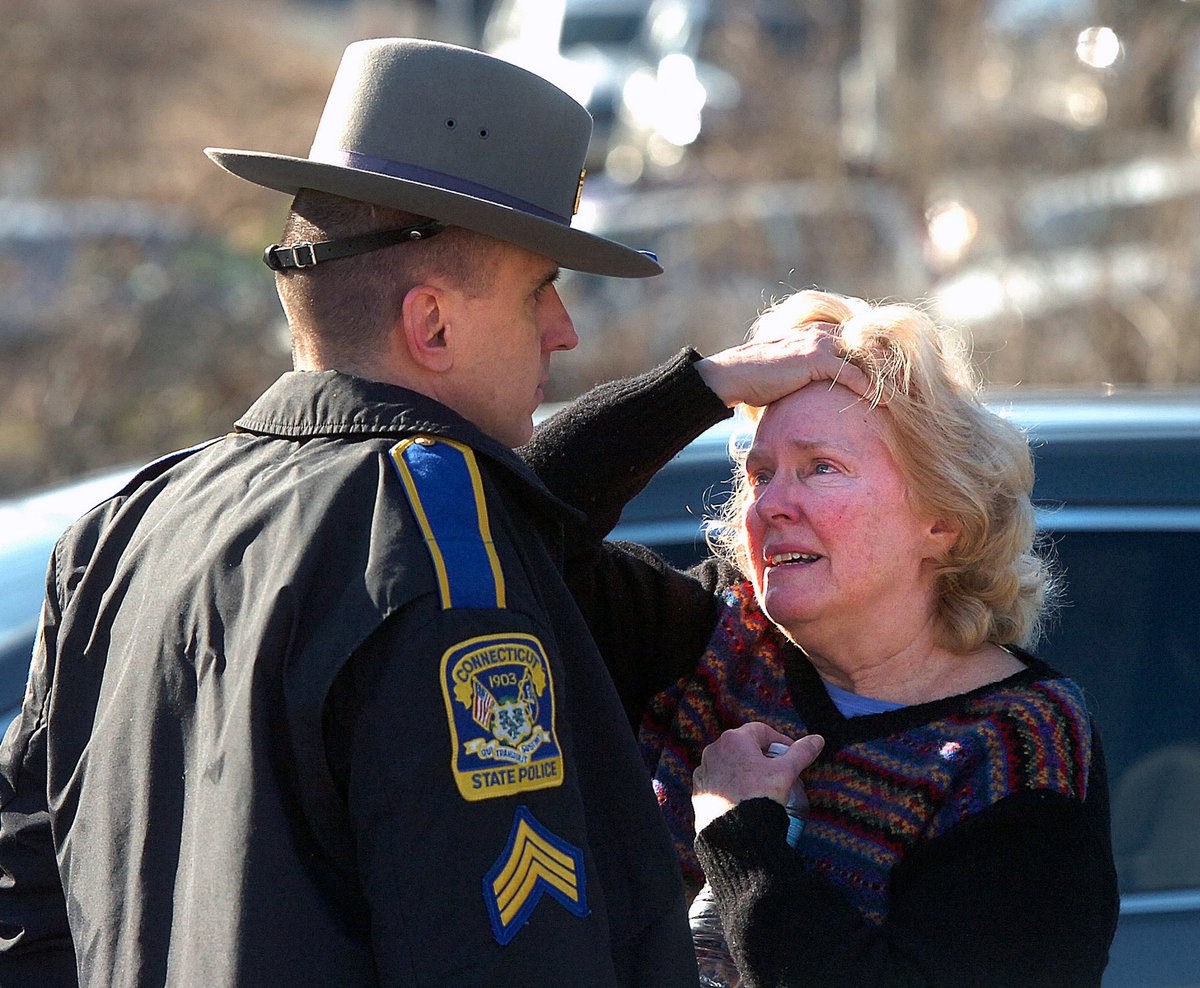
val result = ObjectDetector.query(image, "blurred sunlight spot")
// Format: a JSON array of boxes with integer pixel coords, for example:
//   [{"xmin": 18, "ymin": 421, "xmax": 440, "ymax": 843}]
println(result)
[
  {"xmin": 1065, "ymin": 78, "xmax": 1108, "ymax": 128},
  {"xmin": 934, "ymin": 270, "xmax": 1011, "ymax": 324},
  {"xmin": 1076, "ymin": 26, "xmax": 1122, "ymax": 69},
  {"xmin": 655, "ymin": 55, "xmax": 706, "ymax": 147},
  {"xmin": 623, "ymin": 54, "xmax": 706, "ymax": 151},
  {"xmin": 605, "ymin": 144, "xmax": 645, "ymax": 185},
  {"xmin": 926, "ymin": 201, "xmax": 979, "ymax": 266}
]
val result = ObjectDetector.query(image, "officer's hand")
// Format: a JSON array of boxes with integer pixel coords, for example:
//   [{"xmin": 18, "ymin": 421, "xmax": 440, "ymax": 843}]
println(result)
[{"xmin": 694, "ymin": 326, "xmax": 869, "ymax": 408}]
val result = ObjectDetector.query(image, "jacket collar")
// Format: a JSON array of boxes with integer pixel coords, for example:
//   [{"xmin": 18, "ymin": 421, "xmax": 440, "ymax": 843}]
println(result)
[
  {"xmin": 237, "ymin": 370, "xmax": 477, "ymax": 440},
  {"xmin": 235, "ymin": 371, "xmax": 572, "ymax": 518}
]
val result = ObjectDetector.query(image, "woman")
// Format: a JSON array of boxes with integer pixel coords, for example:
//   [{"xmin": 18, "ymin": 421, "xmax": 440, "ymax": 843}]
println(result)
[{"xmin": 525, "ymin": 290, "xmax": 1119, "ymax": 987}]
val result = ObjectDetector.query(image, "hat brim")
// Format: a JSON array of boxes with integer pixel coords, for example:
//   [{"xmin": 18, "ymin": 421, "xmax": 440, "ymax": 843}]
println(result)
[{"xmin": 206, "ymin": 148, "xmax": 660, "ymax": 278}]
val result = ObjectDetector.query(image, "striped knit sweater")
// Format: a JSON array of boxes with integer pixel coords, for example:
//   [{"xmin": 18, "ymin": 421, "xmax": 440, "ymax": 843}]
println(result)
[{"xmin": 640, "ymin": 580, "xmax": 1095, "ymax": 925}]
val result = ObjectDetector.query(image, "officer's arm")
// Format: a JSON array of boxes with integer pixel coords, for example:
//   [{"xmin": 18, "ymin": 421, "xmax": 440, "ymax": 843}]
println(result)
[
  {"xmin": 522, "ymin": 348, "xmax": 729, "ymax": 545},
  {"xmin": 523, "ymin": 350, "xmax": 735, "ymax": 722},
  {"xmin": 324, "ymin": 600, "xmax": 624, "ymax": 984}
]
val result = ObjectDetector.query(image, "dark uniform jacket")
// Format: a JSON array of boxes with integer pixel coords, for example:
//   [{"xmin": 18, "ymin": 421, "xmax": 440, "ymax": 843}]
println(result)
[{"xmin": 0, "ymin": 370, "xmax": 697, "ymax": 987}]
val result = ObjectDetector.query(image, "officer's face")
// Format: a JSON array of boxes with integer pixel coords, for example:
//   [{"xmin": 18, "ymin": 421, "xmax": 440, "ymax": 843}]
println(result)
[{"xmin": 443, "ymin": 241, "xmax": 578, "ymax": 446}]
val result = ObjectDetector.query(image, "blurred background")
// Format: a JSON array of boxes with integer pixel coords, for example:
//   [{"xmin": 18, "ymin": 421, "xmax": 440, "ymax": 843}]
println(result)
[{"xmin": 4, "ymin": 0, "xmax": 1200, "ymax": 495}]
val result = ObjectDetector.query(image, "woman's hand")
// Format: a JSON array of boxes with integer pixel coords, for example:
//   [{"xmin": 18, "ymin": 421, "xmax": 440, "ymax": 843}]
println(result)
[
  {"xmin": 694, "ymin": 327, "xmax": 869, "ymax": 409},
  {"xmin": 692, "ymin": 722, "xmax": 825, "ymax": 834}
]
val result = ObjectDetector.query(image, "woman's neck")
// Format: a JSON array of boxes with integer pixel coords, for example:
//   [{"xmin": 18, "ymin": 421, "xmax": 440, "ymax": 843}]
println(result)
[{"xmin": 795, "ymin": 625, "xmax": 1026, "ymax": 705}]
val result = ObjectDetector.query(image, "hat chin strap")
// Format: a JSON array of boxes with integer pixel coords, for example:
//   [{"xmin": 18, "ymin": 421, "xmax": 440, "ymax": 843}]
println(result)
[{"xmin": 263, "ymin": 219, "xmax": 447, "ymax": 271}]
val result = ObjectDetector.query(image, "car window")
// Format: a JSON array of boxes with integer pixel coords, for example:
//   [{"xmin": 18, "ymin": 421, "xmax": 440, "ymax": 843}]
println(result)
[
  {"xmin": 0, "ymin": 465, "xmax": 138, "ymax": 724},
  {"xmin": 612, "ymin": 437, "xmax": 1200, "ymax": 899},
  {"xmin": 1039, "ymin": 529, "xmax": 1200, "ymax": 895},
  {"xmin": 561, "ymin": 11, "xmax": 647, "ymax": 47},
  {"xmin": 0, "ymin": 539, "xmax": 58, "ymax": 726}
]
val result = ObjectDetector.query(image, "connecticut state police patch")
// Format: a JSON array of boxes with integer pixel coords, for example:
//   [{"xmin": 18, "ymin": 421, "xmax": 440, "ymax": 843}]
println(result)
[{"xmin": 441, "ymin": 633, "xmax": 563, "ymax": 801}]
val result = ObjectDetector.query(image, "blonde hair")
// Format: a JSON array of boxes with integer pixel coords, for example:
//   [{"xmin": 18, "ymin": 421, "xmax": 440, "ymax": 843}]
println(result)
[{"xmin": 712, "ymin": 290, "xmax": 1056, "ymax": 652}]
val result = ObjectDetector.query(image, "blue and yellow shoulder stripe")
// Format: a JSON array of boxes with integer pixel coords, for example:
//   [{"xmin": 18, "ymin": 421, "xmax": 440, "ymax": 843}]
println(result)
[
  {"xmin": 389, "ymin": 436, "xmax": 506, "ymax": 610},
  {"xmin": 392, "ymin": 438, "xmax": 582, "ymax": 945}
]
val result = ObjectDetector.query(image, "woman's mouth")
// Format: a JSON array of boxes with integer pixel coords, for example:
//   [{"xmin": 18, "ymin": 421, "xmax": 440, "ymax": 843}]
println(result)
[{"xmin": 765, "ymin": 550, "xmax": 822, "ymax": 567}]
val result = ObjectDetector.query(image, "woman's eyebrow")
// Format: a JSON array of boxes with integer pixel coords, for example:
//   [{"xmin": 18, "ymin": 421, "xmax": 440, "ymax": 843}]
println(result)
[{"xmin": 746, "ymin": 437, "xmax": 856, "ymax": 465}]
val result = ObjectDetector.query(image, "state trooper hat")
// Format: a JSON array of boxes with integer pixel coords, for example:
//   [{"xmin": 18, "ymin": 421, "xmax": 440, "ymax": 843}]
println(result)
[{"xmin": 205, "ymin": 37, "xmax": 660, "ymax": 278}]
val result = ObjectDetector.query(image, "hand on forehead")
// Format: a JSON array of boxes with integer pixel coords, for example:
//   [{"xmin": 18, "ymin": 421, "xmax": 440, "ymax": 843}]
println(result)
[{"xmin": 696, "ymin": 322, "xmax": 872, "ymax": 410}]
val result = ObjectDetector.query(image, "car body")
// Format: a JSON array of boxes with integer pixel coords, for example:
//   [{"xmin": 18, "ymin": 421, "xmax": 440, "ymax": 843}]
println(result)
[
  {"xmin": 0, "ymin": 465, "xmax": 137, "ymax": 727},
  {"xmin": 610, "ymin": 387, "xmax": 1200, "ymax": 988}
]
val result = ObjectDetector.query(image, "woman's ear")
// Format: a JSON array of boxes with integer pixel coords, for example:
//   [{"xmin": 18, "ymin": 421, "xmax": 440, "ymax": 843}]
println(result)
[
  {"xmin": 399, "ymin": 283, "xmax": 453, "ymax": 372},
  {"xmin": 928, "ymin": 517, "xmax": 962, "ymax": 556}
]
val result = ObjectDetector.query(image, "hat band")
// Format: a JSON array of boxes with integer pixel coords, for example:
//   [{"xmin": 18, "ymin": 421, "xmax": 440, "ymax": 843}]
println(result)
[{"xmin": 312, "ymin": 149, "xmax": 572, "ymax": 226}]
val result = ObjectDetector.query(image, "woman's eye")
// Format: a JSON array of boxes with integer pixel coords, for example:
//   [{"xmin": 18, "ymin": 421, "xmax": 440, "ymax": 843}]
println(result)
[
  {"xmin": 813, "ymin": 462, "xmax": 836, "ymax": 475},
  {"xmin": 749, "ymin": 471, "xmax": 771, "ymax": 488}
]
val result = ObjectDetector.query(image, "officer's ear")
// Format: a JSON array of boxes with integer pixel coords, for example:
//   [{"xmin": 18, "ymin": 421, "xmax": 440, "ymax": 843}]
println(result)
[{"xmin": 400, "ymin": 283, "xmax": 453, "ymax": 372}]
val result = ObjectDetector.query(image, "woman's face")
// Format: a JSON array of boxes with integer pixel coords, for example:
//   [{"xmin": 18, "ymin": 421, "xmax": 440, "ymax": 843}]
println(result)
[{"xmin": 741, "ymin": 383, "xmax": 951, "ymax": 650}]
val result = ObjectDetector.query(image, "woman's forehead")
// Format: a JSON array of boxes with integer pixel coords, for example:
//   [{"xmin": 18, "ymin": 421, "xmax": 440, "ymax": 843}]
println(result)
[{"xmin": 754, "ymin": 383, "xmax": 878, "ymax": 441}]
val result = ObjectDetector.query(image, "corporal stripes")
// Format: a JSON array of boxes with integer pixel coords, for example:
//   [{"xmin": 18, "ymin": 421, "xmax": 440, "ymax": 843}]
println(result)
[{"xmin": 483, "ymin": 806, "xmax": 588, "ymax": 944}]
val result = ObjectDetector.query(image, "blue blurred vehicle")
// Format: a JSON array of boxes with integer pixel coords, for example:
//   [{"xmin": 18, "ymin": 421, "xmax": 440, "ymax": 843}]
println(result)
[{"xmin": 0, "ymin": 466, "xmax": 136, "ymax": 726}]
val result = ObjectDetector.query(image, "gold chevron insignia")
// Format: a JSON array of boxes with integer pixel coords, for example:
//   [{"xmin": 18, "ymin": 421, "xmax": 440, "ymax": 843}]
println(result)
[{"xmin": 483, "ymin": 807, "xmax": 588, "ymax": 945}]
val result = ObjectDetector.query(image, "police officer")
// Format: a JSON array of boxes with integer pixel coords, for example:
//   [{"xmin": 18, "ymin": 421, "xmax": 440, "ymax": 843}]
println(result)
[{"xmin": 0, "ymin": 37, "xmax": 852, "ymax": 987}]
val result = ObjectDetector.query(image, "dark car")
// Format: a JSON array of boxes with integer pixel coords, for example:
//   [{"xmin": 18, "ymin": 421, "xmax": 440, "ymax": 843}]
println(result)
[{"xmin": 610, "ymin": 387, "xmax": 1200, "ymax": 988}]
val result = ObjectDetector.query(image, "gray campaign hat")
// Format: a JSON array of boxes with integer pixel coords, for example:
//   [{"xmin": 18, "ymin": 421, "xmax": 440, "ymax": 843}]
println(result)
[{"xmin": 205, "ymin": 37, "xmax": 660, "ymax": 278}]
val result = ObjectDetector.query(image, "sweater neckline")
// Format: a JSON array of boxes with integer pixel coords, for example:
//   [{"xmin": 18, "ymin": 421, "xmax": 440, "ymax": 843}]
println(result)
[{"xmin": 778, "ymin": 633, "xmax": 1058, "ymax": 742}]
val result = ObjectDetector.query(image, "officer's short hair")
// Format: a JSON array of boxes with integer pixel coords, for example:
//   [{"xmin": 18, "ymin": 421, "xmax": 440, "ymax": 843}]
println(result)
[{"xmin": 276, "ymin": 188, "xmax": 496, "ymax": 365}]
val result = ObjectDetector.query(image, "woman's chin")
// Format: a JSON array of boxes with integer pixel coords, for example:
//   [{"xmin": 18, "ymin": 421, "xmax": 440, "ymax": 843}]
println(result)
[
  {"xmin": 758, "ymin": 568, "xmax": 823, "ymax": 624},
  {"xmin": 759, "ymin": 593, "xmax": 816, "ymax": 639}
]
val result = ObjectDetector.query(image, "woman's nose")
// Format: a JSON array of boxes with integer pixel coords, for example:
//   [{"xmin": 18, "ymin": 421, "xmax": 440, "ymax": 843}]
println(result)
[{"xmin": 751, "ymin": 476, "xmax": 799, "ymax": 522}]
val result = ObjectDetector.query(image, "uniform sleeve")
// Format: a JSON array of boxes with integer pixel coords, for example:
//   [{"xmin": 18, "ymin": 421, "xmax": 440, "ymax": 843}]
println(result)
[
  {"xmin": 571, "ymin": 543, "xmax": 737, "ymax": 727},
  {"xmin": 523, "ymin": 349, "xmax": 740, "ymax": 724},
  {"xmin": 695, "ymin": 789, "xmax": 1119, "ymax": 988},
  {"xmin": 324, "ymin": 599, "xmax": 628, "ymax": 987},
  {"xmin": 0, "ymin": 563, "xmax": 79, "ymax": 987}
]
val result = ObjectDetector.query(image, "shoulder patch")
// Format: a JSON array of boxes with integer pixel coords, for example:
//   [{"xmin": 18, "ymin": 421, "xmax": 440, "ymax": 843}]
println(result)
[
  {"xmin": 441, "ymin": 633, "xmax": 564, "ymax": 801},
  {"xmin": 390, "ymin": 437, "xmax": 506, "ymax": 609},
  {"xmin": 484, "ymin": 806, "xmax": 588, "ymax": 945}
]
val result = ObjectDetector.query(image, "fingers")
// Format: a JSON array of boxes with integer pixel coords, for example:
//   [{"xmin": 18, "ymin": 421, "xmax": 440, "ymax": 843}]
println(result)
[
  {"xmin": 780, "ymin": 734, "xmax": 825, "ymax": 773},
  {"xmin": 692, "ymin": 723, "xmax": 824, "ymax": 802},
  {"xmin": 827, "ymin": 353, "xmax": 871, "ymax": 400},
  {"xmin": 734, "ymin": 721, "xmax": 795, "ymax": 750},
  {"xmin": 695, "ymin": 326, "xmax": 872, "ymax": 408},
  {"xmin": 704, "ymin": 722, "xmax": 821, "ymax": 762},
  {"xmin": 691, "ymin": 729, "xmax": 817, "ymax": 833}
]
